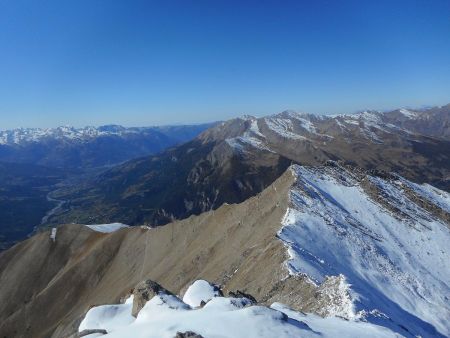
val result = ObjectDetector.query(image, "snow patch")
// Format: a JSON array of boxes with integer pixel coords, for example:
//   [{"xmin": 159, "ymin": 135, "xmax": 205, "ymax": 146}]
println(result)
[
  {"xmin": 399, "ymin": 108, "xmax": 418, "ymax": 118},
  {"xmin": 50, "ymin": 228, "xmax": 57, "ymax": 242},
  {"xmin": 264, "ymin": 118, "xmax": 307, "ymax": 140},
  {"xmin": 80, "ymin": 296, "xmax": 135, "ymax": 333},
  {"xmin": 85, "ymin": 223, "xmax": 130, "ymax": 233},
  {"xmin": 226, "ymin": 119, "xmax": 273, "ymax": 152},
  {"xmin": 182, "ymin": 280, "xmax": 221, "ymax": 308}
]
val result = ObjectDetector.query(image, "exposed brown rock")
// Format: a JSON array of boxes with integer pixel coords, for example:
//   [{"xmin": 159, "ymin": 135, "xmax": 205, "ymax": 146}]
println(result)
[{"xmin": 132, "ymin": 280, "xmax": 170, "ymax": 317}]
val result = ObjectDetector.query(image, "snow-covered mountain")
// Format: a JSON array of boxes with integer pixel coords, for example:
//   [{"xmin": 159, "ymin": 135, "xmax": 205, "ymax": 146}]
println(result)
[
  {"xmin": 0, "ymin": 123, "xmax": 216, "ymax": 168},
  {"xmin": 0, "ymin": 124, "xmax": 207, "ymax": 145},
  {"xmin": 1, "ymin": 163, "xmax": 448, "ymax": 337},
  {"xmin": 0, "ymin": 125, "xmax": 114, "ymax": 145}
]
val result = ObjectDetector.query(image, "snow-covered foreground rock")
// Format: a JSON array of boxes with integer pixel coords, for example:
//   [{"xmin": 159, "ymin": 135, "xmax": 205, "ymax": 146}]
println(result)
[
  {"xmin": 279, "ymin": 164, "xmax": 450, "ymax": 337},
  {"xmin": 80, "ymin": 280, "xmax": 400, "ymax": 338},
  {"xmin": 182, "ymin": 279, "xmax": 222, "ymax": 307}
]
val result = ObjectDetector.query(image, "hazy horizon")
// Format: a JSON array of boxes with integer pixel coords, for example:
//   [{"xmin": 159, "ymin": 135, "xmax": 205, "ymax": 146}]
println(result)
[{"xmin": 1, "ymin": 101, "xmax": 448, "ymax": 130}]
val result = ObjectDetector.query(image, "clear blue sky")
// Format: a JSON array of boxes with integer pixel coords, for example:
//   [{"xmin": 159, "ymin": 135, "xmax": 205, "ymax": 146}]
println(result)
[{"xmin": 0, "ymin": 0, "xmax": 449, "ymax": 128}]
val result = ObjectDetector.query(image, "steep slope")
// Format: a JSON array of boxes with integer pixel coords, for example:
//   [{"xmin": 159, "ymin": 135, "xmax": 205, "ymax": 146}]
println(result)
[
  {"xmin": 280, "ymin": 164, "xmax": 450, "ymax": 337},
  {"xmin": 0, "ymin": 164, "xmax": 448, "ymax": 337},
  {"xmin": 0, "ymin": 123, "xmax": 216, "ymax": 168},
  {"xmin": 49, "ymin": 105, "xmax": 450, "ymax": 227}
]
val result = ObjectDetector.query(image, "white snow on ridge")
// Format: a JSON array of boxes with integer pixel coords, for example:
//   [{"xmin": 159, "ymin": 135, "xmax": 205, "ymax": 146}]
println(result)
[
  {"xmin": 248, "ymin": 119, "xmax": 265, "ymax": 138},
  {"xmin": 264, "ymin": 117, "xmax": 307, "ymax": 140},
  {"xmin": 182, "ymin": 280, "xmax": 221, "ymax": 308},
  {"xmin": 278, "ymin": 165, "xmax": 450, "ymax": 337},
  {"xmin": 226, "ymin": 119, "xmax": 273, "ymax": 153},
  {"xmin": 85, "ymin": 223, "xmax": 130, "ymax": 233},
  {"xmin": 296, "ymin": 117, "xmax": 317, "ymax": 133},
  {"xmin": 79, "ymin": 282, "xmax": 400, "ymax": 338},
  {"xmin": 399, "ymin": 108, "xmax": 418, "ymax": 118},
  {"xmin": 79, "ymin": 296, "xmax": 135, "ymax": 333},
  {"xmin": 400, "ymin": 179, "xmax": 450, "ymax": 214}
]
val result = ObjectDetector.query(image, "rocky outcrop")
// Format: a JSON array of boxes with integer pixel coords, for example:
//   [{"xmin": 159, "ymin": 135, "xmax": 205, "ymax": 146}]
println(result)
[{"xmin": 132, "ymin": 279, "xmax": 171, "ymax": 317}]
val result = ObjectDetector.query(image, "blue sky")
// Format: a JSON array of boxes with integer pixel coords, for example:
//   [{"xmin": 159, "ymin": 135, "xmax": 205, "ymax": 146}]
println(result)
[{"xmin": 0, "ymin": 0, "xmax": 449, "ymax": 128}]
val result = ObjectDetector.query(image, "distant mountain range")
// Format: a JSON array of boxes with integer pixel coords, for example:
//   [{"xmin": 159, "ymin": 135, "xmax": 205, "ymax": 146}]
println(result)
[
  {"xmin": 0, "ymin": 122, "xmax": 216, "ymax": 250},
  {"xmin": 0, "ymin": 123, "xmax": 217, "ymax": 168},
  {"xmin": 47, "ymin": 104, "xmax": 450, "ymax": 227}
]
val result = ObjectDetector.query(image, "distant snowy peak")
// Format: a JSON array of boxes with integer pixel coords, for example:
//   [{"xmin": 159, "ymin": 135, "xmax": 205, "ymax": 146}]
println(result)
[{"xmin": 0, "ymin": 125, "xmax": 153, "ymax": 145}]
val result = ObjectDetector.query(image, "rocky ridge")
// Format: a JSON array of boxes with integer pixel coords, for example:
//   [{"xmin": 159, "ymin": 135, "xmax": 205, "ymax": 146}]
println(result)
[{"xmin": 0, "ymin": 163, "xmax": 448, "ymax": 337}]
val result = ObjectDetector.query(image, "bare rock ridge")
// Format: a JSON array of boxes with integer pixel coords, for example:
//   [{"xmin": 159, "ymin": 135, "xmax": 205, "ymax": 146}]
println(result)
[
  {"xmin": 0, "ymin": 163, "xmax": 449, "ymax": 337},
  {"xmin": 47, "ymin": 105, "xmax": 450, "ymax": 228}
]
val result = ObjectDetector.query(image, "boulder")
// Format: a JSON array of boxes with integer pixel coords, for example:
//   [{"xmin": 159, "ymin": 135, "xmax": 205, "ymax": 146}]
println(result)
[{"xmin": 132, "ymin": 279, "xmax": 172, "ymax": 317}]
